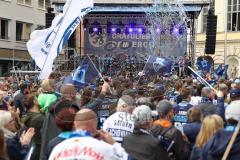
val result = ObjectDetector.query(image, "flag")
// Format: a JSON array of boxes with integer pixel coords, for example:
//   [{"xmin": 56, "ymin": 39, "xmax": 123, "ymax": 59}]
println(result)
[
  {"xmin": 72, "ymin": 56, "xmax": 100, "ymax": 85},
  {"xmin": 222, "ymin": 65, "xmax": 229, "ymax": 79},
  {"xmin": 188, "ymin": 66, "xmax": 215, "ymax": 90},
  {"xmin": 143, "ymin": 55, "xmax": 173, "ymax": 75},
  {"xmin": 214, "ymin": 64, "xmax": 224, "ymax": 76},
  {"xmin": 196, "ymin": 57, "xmax": 212, "ymax": 72},
  {"xmin": 27, "ymin": 0, "xmax": 93, "ymax": 79}
]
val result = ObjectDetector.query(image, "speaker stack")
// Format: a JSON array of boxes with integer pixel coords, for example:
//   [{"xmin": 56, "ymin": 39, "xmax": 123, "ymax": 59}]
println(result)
[{"xmin": 205, "ymin": 14, "xmax": 217, "ymax": 54}]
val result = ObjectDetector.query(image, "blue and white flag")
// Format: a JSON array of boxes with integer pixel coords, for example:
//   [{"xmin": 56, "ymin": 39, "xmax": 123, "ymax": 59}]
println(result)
[
  {"xmin": 72, "ymin": 56, "xmax": 100, "ymax": 85},
  {"xmin": 214, "ymin": 64, "xmax": 224, "ymax": 76},
  {"xmin": 27, "ymin": 0, "xmax": 93, "ymax": 79},
  {"xmin": 196, "ymin": 57, "xmax": 212, "ymax": 72},
  {"xmin": 143, "ymin": 55, "xmax": 173, "ymax": 75}
]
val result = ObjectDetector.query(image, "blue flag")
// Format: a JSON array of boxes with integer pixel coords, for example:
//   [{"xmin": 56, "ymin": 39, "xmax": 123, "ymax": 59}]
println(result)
[
  {"xmin": 196, "ymin": 57, "xmax": 212, "ymax": 72},
  {"xmin": 72, "ymin": 56, "xmax": 100, "ymax": 85},
  {"xmin": 214, "ymin": 64, "xmax": 224, "ymax": 76},
  {"xmin": 222, "ymin": 65, "xmax": 228, "ymax": 79},
  {"xmin": 143, "ymin": 55, "xmax": 173, "ymax": 75}
]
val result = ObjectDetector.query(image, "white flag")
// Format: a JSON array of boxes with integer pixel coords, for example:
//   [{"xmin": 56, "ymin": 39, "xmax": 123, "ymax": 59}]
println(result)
[{"xmin": 27, "ymin": 0, "xmax": 93, "ymax": 79}]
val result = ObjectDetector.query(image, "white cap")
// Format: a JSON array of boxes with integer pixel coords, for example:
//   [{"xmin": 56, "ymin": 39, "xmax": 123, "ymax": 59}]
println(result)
[{"xmin": 225, "ymin": 103, "xmax": 240, "ymax": 121}]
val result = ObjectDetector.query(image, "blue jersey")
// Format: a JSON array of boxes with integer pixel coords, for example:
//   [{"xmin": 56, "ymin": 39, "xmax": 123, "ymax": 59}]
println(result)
[{"xmin": 173, "ymin": 101, "xmax": 192, "ymax": 127}]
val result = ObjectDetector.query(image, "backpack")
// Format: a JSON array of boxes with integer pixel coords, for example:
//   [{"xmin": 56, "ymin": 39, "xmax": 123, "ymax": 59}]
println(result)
[{"xmin": 157, "ymin": 126, "xmax": 175, "ymax": 158}]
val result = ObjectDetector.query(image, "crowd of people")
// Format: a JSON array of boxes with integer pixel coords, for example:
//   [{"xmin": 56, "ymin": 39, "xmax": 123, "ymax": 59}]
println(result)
[{"xmin": 0, "ymin": 72, "xmax": 240, "ymax": 160}]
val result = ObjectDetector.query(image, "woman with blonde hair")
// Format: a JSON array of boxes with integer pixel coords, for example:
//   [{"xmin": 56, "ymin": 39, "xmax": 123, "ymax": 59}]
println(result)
[{"xmin": 190, "ymin": 114, "xmax": 224, "ymax": 160}]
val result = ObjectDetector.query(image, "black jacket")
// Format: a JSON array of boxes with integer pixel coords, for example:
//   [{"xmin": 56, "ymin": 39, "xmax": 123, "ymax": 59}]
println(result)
[
  {"xmin": 122, "ymin": 128, "xmax": 170, "ymax": 160},
  {"xmin": 7, "ymin": 136, "xmax": 30, "ymax": 160},
  {"xmin": 202, "ymin": 128, "xmax": 240, "ymax": 160},
  {"xmin": 43, "ymin": 136, "xmax": 65, "ymax": 160},
  {"xmin": 151, "ymin": 125, "xmax": 190, "ymax": 160}
]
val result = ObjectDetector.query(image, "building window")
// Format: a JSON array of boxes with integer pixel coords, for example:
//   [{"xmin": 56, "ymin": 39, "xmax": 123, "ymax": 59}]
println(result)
[
  {"xmin": 228, "ymin": 0, "xmax": 240, "ymax": 31},
  {"xmin": 38, "ymin": 0, "xmax": 51, "ymax": 9},
  {"xmin": 202, "ymin": 6, "xmax": 209, "ymax": 32},
  {"xmin": 0, "ymin": 19, "xmax": 9, "ymax": 40},
  {"xmin": 16, "ymin": 22, "xmax": 31, "ymax": 42},
  {"xmin": 17, "ymin": 0, "xmax": 32, "ymax": 6}
]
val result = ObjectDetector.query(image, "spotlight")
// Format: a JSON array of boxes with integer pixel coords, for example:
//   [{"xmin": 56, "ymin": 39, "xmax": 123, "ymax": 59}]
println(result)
[
  {"xmin": 111, "ymin": 28, "xmax": 116, "ymax": 32},
  {"xmin": 129, "ymin": 28, "xmax": 133, "ymax": 32},
  {"xmin": 173, "ymin": 27, "xmax": 179, "ymax": 33},
  {"xmin": 93, "ymin": 27, "xmax": 98, "ymax": 32},
  {"xmin": 138, "ymin": 28, "xmax": 142, "ymax": 33},
  {"xmin": 156, "ymin": 28, "xmax": 161, "ymax": 33}
]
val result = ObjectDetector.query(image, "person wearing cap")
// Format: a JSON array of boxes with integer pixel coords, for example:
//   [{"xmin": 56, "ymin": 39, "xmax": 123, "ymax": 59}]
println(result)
[
  {"xmin": 202, "ymin": 103, "xmax": 240, "ymax": 159},
  {"xmin": 229, "ymin": 86, "xmax": 240, "ymax": 105},
  {"xmin": 103, "ymin": 95, "xmax": 135, "ymax": 143},
  {"xmin": 122, "ymin": 105, "xmax": 169, "ymax": 160},
  {"xmin": 151, "ymin": 100, "xmax": 190, "ymax": 160},
  {"xmin": 49, "ymin": 108, "xmax": 128, "ymax": 160}
]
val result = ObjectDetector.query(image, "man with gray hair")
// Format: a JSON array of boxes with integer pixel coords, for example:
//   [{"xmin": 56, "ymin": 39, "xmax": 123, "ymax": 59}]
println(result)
[
  {"xmin": 199, "ymin": 87, "xmax": 225, "ymax": 118},
  {"xmin": 122, "ymin": 105, "xmax": 169, "ymax": 160},
  {"xmin": 103, "ymin": 95, "xmax": 135, "ymax": 142}
]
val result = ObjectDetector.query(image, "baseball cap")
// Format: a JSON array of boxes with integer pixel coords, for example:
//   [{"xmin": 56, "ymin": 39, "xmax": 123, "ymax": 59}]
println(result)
[
  {"xmin": 156, "ymin": 100, "xmax": 173, "ymax": 116},
  {"xmin": 132, "ymin": 105, "xmax": 153, "ymax": 125},
  {"xmin": 230, "ymin": 89, "xmax": 240, "ymax": 99},
  {"xmin": 225, "ymin": 103, "xmax": 240, "ymax": 121}
]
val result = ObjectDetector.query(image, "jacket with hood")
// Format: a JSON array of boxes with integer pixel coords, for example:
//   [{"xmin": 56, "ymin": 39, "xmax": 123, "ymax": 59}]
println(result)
[
  {"xmin": 202, "ymin": 127, "xmax": 240, "ymax": 160},
  {"xmin": 151, "ymin": 120, "xmax": 190, "ymax": 160}
]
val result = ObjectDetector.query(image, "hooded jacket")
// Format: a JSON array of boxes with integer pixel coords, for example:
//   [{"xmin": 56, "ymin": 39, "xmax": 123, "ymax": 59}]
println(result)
[{"xmin": 202, "ymin": 127, "xmax": 240, "ymax": 160}]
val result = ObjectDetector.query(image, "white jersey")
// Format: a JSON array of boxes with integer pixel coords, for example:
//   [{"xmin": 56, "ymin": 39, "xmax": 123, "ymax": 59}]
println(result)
[
  {"xmin": 103, "ymin": 112, "xmax": 134, "ymax": 142},
  {"xmin": 49, "ymin": 137, "xmax": 128, "ymax": 160}
]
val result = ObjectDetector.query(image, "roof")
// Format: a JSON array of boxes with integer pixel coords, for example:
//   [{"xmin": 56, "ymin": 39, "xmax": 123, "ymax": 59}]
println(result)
[{"xmin": 90, "ymin": 5, "xmax": 203, "ymax": 13}]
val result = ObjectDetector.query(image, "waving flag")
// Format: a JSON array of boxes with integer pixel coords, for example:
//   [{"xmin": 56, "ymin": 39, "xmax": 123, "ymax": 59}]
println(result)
[
  {"xmin": 27, "ymin": 0, "xmax": 93, "ymax": 79},
  {"xmin": 196, "ymin": 57, "xmax": 212, "ymax": 72},
  {"xmin": 72, "ymin": 56, "xmax": 100, "ymax": 85},
  {"xmin": 214, "ymin": 64, "xmax": 224, "ymax": 76},
  {"xmin": 143, "ymin": 55, "xmax": 173, "ymax": 75}
]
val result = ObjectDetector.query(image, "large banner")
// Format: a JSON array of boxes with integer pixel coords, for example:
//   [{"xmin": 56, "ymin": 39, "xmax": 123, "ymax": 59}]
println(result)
[{"xmin": 84, "ymin": 30, "xmax": 187, "ymax": 56}]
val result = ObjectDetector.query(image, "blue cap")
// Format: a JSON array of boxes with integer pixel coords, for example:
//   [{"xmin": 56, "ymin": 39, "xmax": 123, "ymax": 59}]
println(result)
[{"xmin": 230, "ymin": 89, "xmax": 240, "ymax": 98}]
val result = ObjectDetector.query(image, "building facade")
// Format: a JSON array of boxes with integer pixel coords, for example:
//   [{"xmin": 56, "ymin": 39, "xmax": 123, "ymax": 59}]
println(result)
[
  {"xmin": 0, "ymin": 0, "xmax": 49, "ymax": 76},
  {"xmin": 196, "ymin": 0, "xmax": 240, "ymax": 78}
]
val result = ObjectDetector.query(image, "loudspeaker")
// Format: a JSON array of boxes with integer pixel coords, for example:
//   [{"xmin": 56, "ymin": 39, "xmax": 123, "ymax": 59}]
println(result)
[
  {"xmin": 205, "ymin": 15, "xmax": 217, "ymax": 54},
  {"xmin": 45, "ymin": 13, "xmax": 55, "ymax": 28}
]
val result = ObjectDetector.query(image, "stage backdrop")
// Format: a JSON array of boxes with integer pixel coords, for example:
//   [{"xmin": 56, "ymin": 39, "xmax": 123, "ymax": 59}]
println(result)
[{"xmin": 84, "ymin": 28, "xmax": 187, "ymax": 57}]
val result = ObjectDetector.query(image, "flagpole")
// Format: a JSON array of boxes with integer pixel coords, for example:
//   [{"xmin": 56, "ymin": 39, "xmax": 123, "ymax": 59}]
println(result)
[
  {"xmin": 188, "ymin": 66, "xmax": 217, "ymax": 92},
  {"xmin": 222, "ymin": 120, "xmax": 240, "ymax": 160},
  {"xmin": 38, "ymin": 0, "xmax": 73, "ymax": 80},
  {"xmin": 87, "ymin": 54, "xmax": 114, "ymax": 94},
  {"xmin": 136, "ymin": 55, "xmax": 151, "ymax": 85},
  {"xmin": 86, "ymin": 55, "xmax": 105, "ymax": 82}
]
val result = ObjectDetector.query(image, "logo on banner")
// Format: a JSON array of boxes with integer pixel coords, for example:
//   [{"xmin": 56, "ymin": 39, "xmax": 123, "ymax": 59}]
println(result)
[
  {"xmin": 153, "ymin": 58, "xmax": 165, "ymax": 72},
  {"xmin": 40, "ymin": 17, "xmax": 63, "ymax": 55},
  {"xmin": 89, "ymin": 33, "xmax": 107, "ymax": 47}
]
